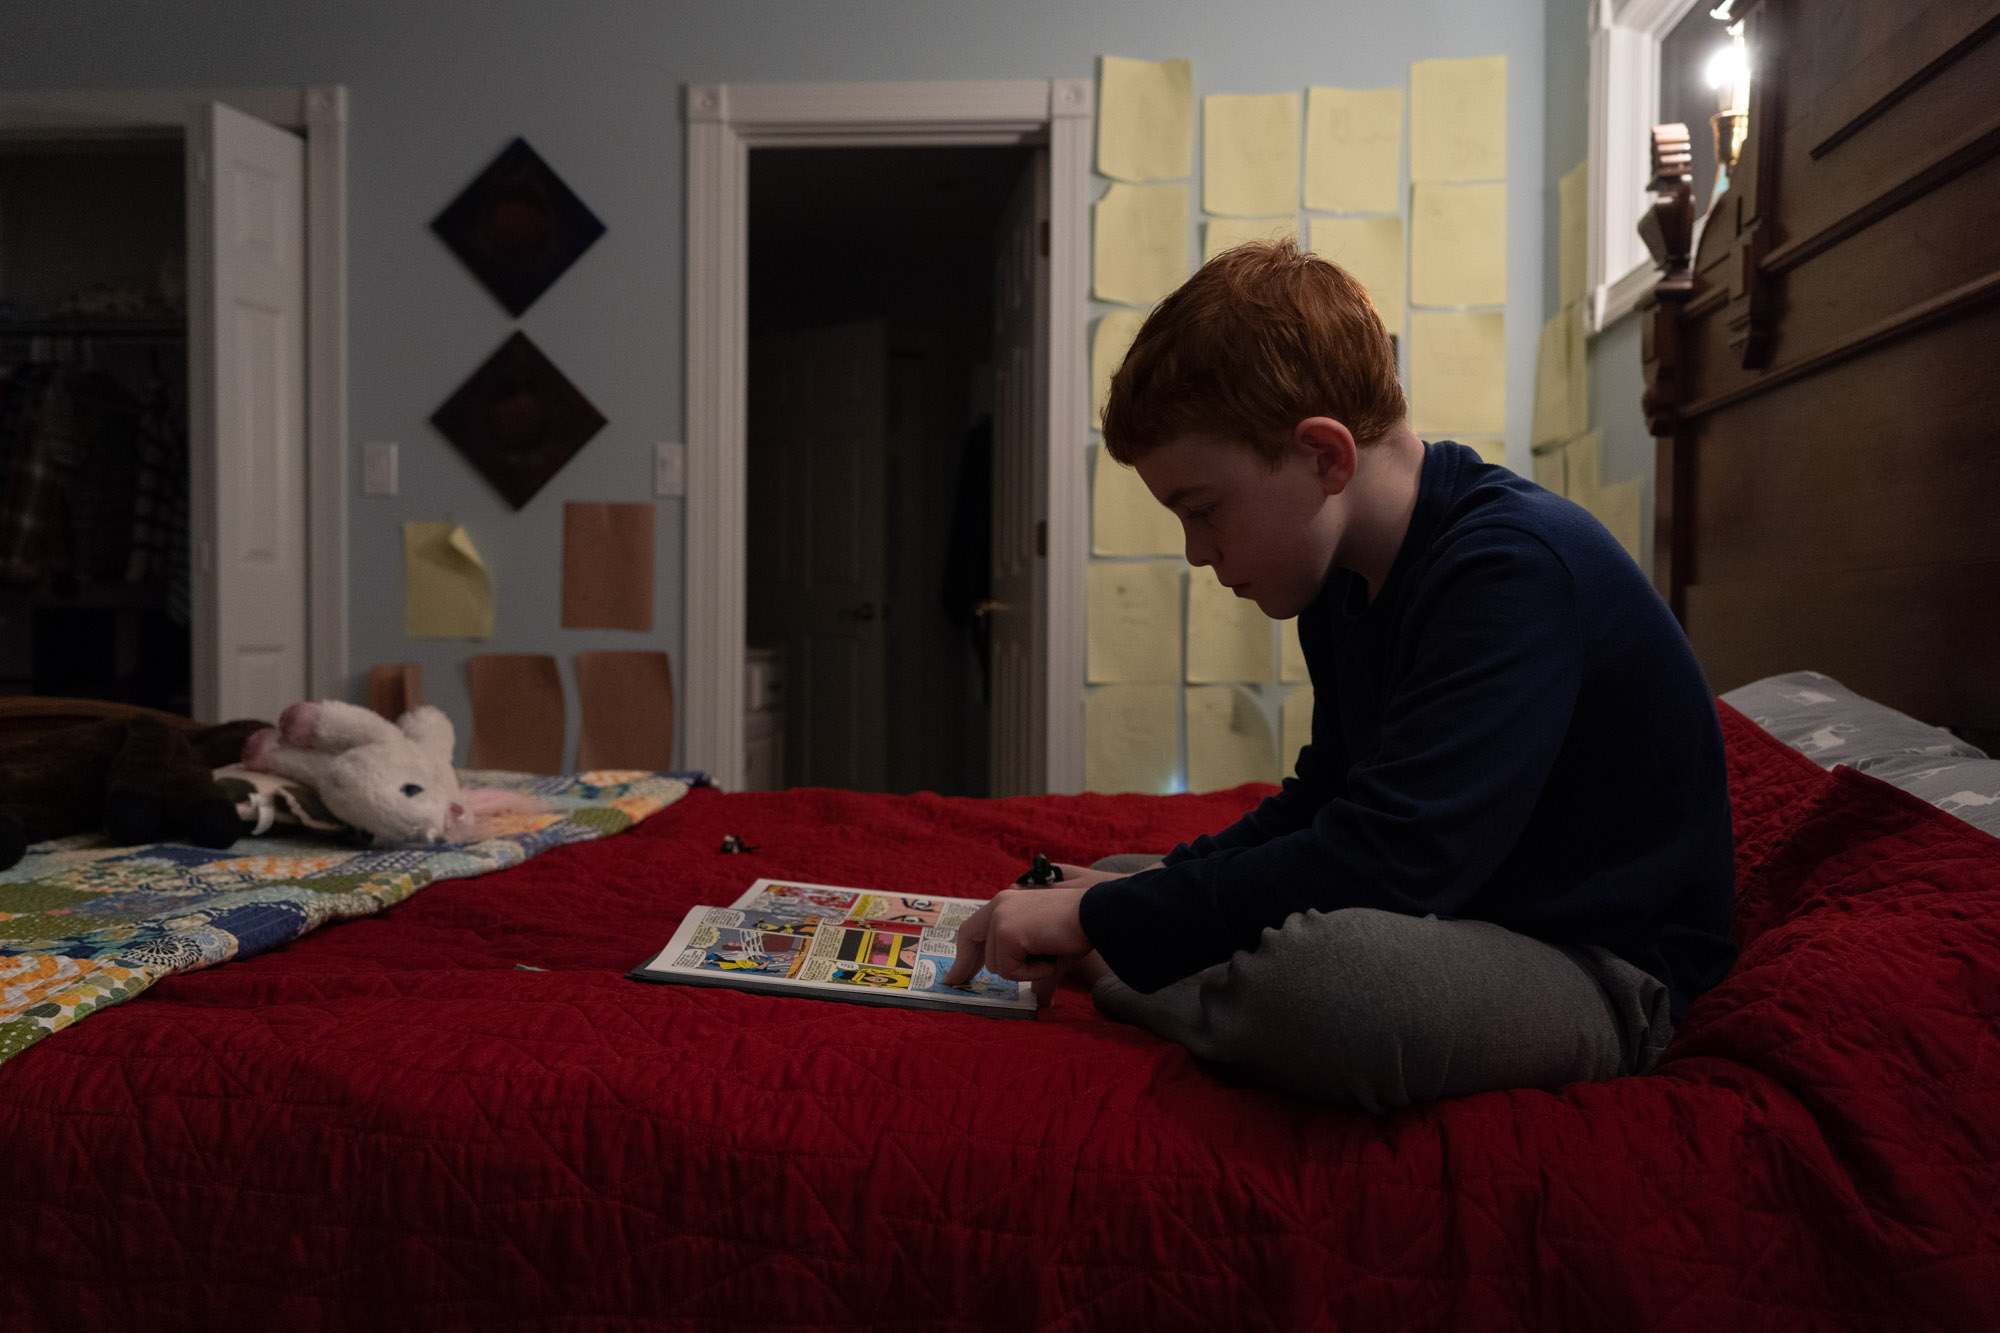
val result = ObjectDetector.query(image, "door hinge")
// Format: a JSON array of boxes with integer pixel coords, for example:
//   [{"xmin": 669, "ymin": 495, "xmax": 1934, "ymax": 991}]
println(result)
[
  {"xmin": 1038, "ymin": 219, "xmax": 1050, "ymax": 258},
  {"xmin": 1035, "ymin": 520, "xmax": 1047, "ymax": 557}
]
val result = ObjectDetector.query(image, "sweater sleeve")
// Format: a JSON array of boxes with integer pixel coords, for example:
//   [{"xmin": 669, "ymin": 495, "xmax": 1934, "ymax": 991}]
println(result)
[{"xmin": 1079, "ymin": 529, "xmax": 1582, "ymax": 993}]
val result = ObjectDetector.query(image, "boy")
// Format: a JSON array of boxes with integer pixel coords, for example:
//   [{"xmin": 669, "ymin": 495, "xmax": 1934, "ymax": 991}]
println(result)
[{"xmin": 945, "ymin": 239, "xmax": 1736, "ymax": 1111}]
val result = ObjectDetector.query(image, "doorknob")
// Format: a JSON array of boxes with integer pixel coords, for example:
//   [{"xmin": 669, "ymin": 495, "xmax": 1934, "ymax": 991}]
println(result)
[{"xmin": 972, "ymin": 600, "xmax": 1013, "ymax": 618}]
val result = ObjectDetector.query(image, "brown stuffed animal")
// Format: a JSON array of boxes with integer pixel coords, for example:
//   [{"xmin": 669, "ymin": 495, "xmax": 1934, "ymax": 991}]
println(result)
[{"xmin": 0, "ymin": 715, "xmax": 268, "ymax": 872}]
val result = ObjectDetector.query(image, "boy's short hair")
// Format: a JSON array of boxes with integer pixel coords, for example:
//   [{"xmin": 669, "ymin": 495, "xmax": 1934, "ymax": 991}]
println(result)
[{"xmin": 1101, "ymin": 237, "xmax": 1406, "ymax": 466}]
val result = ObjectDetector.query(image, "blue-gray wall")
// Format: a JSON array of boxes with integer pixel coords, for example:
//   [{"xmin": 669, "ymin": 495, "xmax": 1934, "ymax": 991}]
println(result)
[{"xmin": 3, "ymin": 0, "xmax": 1561, "ymax": 765}]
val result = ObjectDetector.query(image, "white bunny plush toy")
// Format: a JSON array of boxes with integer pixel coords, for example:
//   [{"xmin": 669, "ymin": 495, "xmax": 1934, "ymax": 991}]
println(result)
[{"xmin": 242, "ymin": 700, "xmax": 542, "ymax": 847}]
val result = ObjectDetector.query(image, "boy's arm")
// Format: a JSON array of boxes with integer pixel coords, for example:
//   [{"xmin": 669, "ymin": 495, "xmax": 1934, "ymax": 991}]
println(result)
[{"xmin": 1080, "ymin": 530, "xmax": 1583, "ymax": 993}]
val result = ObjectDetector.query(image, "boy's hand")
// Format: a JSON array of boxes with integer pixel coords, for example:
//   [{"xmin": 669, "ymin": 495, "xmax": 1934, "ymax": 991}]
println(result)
[{"xmin": 945, "ymin": 882, "xmax": 1094, "ymax": 988}]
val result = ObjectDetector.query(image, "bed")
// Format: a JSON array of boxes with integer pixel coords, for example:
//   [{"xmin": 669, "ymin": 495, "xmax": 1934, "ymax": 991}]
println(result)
[{"xmin": 0, "ymin": 677, "xmax": 1996, "ymax": 1329}]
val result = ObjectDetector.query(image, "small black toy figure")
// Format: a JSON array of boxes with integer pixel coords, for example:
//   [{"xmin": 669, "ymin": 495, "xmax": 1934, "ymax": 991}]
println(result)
[
  {"xmin": 718, "ymin": 834, "xmax": 760, "ymax": 854},
  {"xmin": 1015, "ymin": 852, "xmax": 1065, "ymax": 886},
  {"xmin": 0, "ymin": 716, "xmax": 267, "ymax": 872}
]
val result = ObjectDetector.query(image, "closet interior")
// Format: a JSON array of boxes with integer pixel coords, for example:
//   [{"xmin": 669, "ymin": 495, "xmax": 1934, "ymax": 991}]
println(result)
[{"xmin": 0, "ymin": 132, "xmax": 191, "ymax": 713}]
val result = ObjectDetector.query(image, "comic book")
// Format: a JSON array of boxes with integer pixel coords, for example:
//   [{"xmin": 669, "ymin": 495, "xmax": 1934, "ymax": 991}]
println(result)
[{"xmin": 626, "ymin": 878, "xmax": 1038, "ymax": 1018}]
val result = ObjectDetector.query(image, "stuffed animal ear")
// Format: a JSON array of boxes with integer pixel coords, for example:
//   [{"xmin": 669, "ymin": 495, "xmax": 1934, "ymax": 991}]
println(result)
[{"xmin": 397, "ymin": 706, "xmax": 457, "ymax": 763}]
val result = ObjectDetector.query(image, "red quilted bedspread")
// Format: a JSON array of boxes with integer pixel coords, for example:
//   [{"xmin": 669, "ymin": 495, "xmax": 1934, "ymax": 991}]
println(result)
[{"xmin": 3, "ymin": 703, "xmax": 1997, "ymax": 1330}]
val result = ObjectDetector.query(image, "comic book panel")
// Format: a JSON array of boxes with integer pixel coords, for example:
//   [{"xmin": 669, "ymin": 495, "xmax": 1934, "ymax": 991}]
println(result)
[
  {"xmin": 843, "ymin": 894, "xmax": 952, "ymax": 927},
  {"xmin": 746, "ymin": 883, "xmax": 863, "ymax": 917},
  {"xmin": 826, "ymin": 964, "xmax": 913, "ymax": 991},
  {"xmin": 683, "ymin": 926, "xmax": 811, "ymax": 978},
  {"xmin": 822, "ymin": 926, "xmax": 919, "ymax": 972},
  {"xmin": 910, "ymin": 949, "xmax": 1025, "ymax": 1003},
  {"xmin": 743, "ymin": 915, "xmax": 820, "ymax": 935}
]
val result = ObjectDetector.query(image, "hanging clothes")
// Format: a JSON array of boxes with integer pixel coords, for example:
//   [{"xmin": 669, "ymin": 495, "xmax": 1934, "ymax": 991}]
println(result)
[
  {"xmin": 0, "ymin": 364, "xmax": 67, "ymax": 586},
  {"xmin": 0, "ymin": 361, "xmax": 154, "ymax": 592},
  {"xmin": 126, "ymin": 370, "xmax": 191, "ymax": 624}
]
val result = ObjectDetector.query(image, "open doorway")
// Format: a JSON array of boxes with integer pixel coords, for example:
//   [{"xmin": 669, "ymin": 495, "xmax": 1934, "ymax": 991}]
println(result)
[
  {"xmin": 744, "ymin": 145, "xmax": 1034, "ymax": 796},
  {"xmin": 0, "ymin": 87, "xmax": 348, "ymax": 721}
]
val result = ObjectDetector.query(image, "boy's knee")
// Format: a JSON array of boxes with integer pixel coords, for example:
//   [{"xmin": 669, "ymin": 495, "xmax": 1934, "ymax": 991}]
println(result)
[{"xmin": 1211, "ymin": 909, "xmax": 1454, "ymax": 1107}]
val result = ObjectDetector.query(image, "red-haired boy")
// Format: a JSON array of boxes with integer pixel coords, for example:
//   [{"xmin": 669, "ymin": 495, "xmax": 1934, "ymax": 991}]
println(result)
[{"xmin": 947, "ymin": 239, "xmax": 1735, "ymax": 1110}]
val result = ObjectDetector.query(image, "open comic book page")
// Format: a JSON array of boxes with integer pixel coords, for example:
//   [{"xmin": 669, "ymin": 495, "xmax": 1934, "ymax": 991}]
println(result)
[{"xmin": 627, "ymin": 879, "xmax": 1037, "ymax": 1018}]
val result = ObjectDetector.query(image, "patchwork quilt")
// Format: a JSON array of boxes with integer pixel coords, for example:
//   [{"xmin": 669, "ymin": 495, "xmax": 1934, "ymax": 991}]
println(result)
[
  {"xmin": 0, "ymin": 769, "xmax": 694, "ymax": 1063},
  {"xmin": 1, "ymin": 706, "xmax": 1996, "ymax": 1330}
]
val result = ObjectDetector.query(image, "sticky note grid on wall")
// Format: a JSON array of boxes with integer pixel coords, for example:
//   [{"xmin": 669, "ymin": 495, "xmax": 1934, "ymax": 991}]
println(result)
[{"xmin": 1084, "ymin": 51, "xmax": 1510, "ymax": 794}]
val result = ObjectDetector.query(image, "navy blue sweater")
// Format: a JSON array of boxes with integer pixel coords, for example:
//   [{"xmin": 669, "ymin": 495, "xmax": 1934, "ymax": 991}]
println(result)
[{"xmin": 1078, "ymin": 441, "xmax": 1737, "ymax": 1019}]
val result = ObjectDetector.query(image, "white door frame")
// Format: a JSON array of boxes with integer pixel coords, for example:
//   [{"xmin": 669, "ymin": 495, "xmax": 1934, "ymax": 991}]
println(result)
[
  {"xmin": 683, "ymin": 79, "xmax": 1090, "ymax": 793},
  {"xmin": 0, "ymin": 85, "xmax": 349, "ymax": 706}
]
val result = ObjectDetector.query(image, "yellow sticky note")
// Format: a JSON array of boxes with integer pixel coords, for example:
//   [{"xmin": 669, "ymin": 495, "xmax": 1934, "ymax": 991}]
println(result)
[
  {"xmin": 404, "ymin": 521, "xmax": 492, "ymax": 639},
  {"xmin": 1095, "ymin": 182, "xmax": 1191, "ymax": 306},
  {"xmin": 1309, "ymin": 215, "xmax": 1405, "ymax": 336},
  {"xmin": 1304, "ymin": 87, "xmax": 1403, "ymax": 214},
  {"xmin": 1593, "ymin": 476, "xmax": 1645, "ymax": 565},
  {"xmin": 1411, "ymin": 181, "xmax": 1506, "ymax": 307},
  {"xmin": 1558, "ymin": 160, "xmax": 1588, "ymax": 308},
  {"xmin": 1409, "ymin": 310, "xmax": 1507, "ymax": 435},
  {"xmin": 1088, "ymin": 560, "xmax": 1182, "ymax": 682},
  {"xmin": 1203, "ymin": 92, "xmax": 1302, "ymax": 217},
  {"xmin": 1282, "ymin": 683, "xmax": 1313, "ymax": 777},
  {"xmin": 1186, "ymin": 573, "xmax": 1273, "ymax": 683},
  {"xmin": 1530, "ymin": 310, "xmax": 1570, "ymax": 446},
  {"xmin": 1186, "ymin": 684, "xmax": 1279, "ymax": 791},
  {"xmin": 1462, "ymin": 437, "xmax": 1508, "ymax": 468},
  {"xmin": 1092, "ymin": 310, "xmax": 1149, "ymax": 427},
  {"xmin": 1085, "ymin": 683, "xmax": 1182, "ymax": 794},
  {"xmin": 1093, "ymin": 446, "xmax": 1182, "ymax": 556},
  {"xmin": 1566, "ymin": 429, "xmax": 1602, "ymax": 498},
  {"xmin": 1532, "ymin": 303, "xmax": 1590, "ymax": 444},
  {"xmin": 1410, "ymin": 55, "xmax": 1507, "ymax": 183},
  {"xmin": 1097, "ymin": 56, "xmax": 1194, "ymax": 182},
  {"xmin": 1204, "ymin": 215, "xmax": 1297, "ymax": 262},
  {"xmin": 1531, "ymin": 441, "xmax": 1567, "ymax": 495},
  {"xmin": 1279, "ymin": 618, "xmax": 1308, "ymax": 683},
  {"xmin": 1564, "ymin": 302, "xmax": 1590, "ymax": 440}
]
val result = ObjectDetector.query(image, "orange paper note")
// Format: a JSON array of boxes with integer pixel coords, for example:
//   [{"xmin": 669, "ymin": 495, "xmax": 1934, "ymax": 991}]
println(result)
[{"xmin": 562, "ymin": 502, "xmax": 656, "ymax": 631}]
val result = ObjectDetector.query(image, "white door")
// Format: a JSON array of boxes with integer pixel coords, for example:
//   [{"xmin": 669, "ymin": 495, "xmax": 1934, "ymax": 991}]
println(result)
[
  {"xmin": 749, "ymin": 319, "xmax": 889, "ymax": 791},
  {"xmin": 987, "ymin": 152, "xmax": 1049, "ymax": 797},
  {"xmin": 186, "ymin": 101, "xmax": 308, "ymax": 723}
]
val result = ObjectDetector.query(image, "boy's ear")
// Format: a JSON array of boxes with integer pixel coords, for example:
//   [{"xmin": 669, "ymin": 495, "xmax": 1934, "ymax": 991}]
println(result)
[{"xmin": 1295, "ymin": 417, "xmax": 1359, "ymax": 495}]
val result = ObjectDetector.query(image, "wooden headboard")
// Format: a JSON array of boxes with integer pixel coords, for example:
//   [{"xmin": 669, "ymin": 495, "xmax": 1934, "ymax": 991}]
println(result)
[{"xmin": 1641, "ymin": 0, "xmax": 2000, "ymax": 748}]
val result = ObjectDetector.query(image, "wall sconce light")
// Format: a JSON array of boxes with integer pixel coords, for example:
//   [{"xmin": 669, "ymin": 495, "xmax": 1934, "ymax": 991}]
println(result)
[{"xmin": 1705, "ymin": 21, "xmax": 1751, "ymax": 202}]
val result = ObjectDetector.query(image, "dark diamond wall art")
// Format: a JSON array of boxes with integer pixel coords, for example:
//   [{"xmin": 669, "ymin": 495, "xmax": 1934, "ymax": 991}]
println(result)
[
  {"xmin": 430, "ymin": 332, "xmax": 607, "ymax": 509},
  {"xmin": 432, "ymin": 137, "xmax": 606, "ymax": 316}
]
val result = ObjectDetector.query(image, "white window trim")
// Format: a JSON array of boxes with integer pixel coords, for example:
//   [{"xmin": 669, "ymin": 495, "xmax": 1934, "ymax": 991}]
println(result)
[
  {"xmin": 1587, "ymin": 0, "xmax": 1706, "ymax": 331},
  {"xmin": 683, "ymin": 80, "xmax": 1091, "ymax": 793}
]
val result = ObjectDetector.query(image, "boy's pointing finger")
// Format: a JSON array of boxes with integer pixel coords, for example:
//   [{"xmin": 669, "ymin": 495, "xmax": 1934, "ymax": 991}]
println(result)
[{"xmin": 944, "ymin": 901, "xmax": 993, "ymax": 987}]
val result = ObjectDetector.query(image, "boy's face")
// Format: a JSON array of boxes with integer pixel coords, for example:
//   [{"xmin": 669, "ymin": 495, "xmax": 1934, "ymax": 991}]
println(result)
[{"xmin": 1133, "ymin": 429, "xmax": 1346, "ymax": 620}]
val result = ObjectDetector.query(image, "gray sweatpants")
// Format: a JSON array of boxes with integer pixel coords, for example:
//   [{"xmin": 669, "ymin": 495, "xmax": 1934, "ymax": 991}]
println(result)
[{"xmin": 1087, "ymin": 854, "xmax": 1673, "ymax": 1112}]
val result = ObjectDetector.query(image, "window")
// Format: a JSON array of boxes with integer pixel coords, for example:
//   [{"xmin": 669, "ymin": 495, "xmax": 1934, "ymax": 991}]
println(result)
[{"xmin": 1586, "ymin": 0, "xmax": 1742, "ymax": 329}]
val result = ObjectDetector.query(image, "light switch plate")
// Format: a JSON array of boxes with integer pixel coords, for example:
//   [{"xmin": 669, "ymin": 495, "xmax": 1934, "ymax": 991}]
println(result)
[
  {"xmin": 362, "ymin": 441, "xmax": 399, "ymax": 496},
  {"xmin": 654, "ymin": 441, "xmax": 686, "ymax": 497}
]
